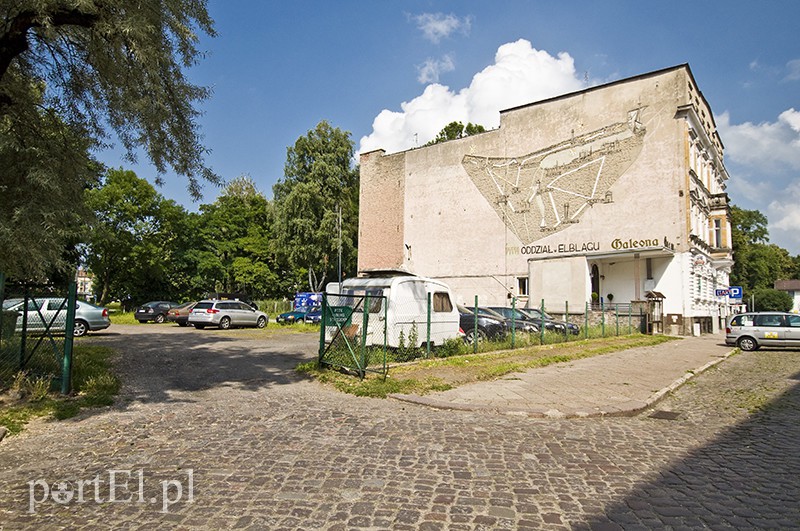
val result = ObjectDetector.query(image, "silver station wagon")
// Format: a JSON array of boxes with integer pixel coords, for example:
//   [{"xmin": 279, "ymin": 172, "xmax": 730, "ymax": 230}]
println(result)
[{"xmin": 725, "ymin": 312, "xmax": 800, "ymax": 351}]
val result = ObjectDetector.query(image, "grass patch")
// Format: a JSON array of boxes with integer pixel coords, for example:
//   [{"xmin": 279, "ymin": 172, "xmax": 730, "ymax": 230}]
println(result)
[
  {"xmin": 302, "ymin": 334, "xmax": 677, "ymax": 398},
  {"xmin": 0, "ymin": 344, "xmax": 120, "ymax": 436}
]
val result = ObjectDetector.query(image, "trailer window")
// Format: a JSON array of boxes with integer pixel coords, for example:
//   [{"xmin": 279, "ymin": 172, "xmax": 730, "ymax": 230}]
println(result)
[{"xmin": 432, "ymin": 292, "xmax": 453, "ymax": 312}]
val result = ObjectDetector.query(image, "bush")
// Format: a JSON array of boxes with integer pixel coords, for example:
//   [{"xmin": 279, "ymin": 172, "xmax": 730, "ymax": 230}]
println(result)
[{"xmin": 751, "ymin": 288, "xmax": 793, "ymax": 312}]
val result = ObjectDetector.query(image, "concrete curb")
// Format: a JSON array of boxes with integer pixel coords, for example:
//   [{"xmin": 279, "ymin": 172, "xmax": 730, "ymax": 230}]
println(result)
[{"xmin": 388, "ymin": 347, "xmax": 738, "ymax": 418}]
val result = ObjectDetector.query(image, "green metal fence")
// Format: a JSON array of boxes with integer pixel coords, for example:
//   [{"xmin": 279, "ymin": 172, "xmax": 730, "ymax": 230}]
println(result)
[
  {"xmin": 0, "ymin": 273, "xmax": 76, "ymax": 394},
  {"xmin": 317, "ymin": 290, "xmax": 648, "ymax": 379},
  {"xmin": 318, "ymin": 292, "xmax": 388, "ymax": 379}
]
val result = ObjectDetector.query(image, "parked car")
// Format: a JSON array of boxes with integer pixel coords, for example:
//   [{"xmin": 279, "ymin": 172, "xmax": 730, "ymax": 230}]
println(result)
[
  {"xmin": 277, "ymin": 305, "xmax": 320, "ymax": 325},
  {"xmin": 478, "ymin": 307, "xmax": 539, "ymax": 335},
  {"xmin": 2, "ymin": 297, "xmax": 111, "ymax": 337},
  {"xmin": 304, "ymin": 307, "xmax": 323, "ymax": 324},
  {"xmin": 457, "ymin": 304, "xmax": 506, "ymax": 342},
  {"xmin": 522, "ymin": 308, "xmax": 581, "ymax": 335},
  {"xmin": 189, "ymin": 299, "xmax": 269, "ymax": 330},
  {"xmin": 166, "ymin": 301, "xmax": 197, "ymax": 327},
  {"xmin": 483, "ymin": 306, "xmax": 543, "ymax": 334},
  {"xmin": 725, "ymin": 312, "xmax": 800, "ymax": 351},
  {"xmin": 135, "ymin": 301, "xmax": 179, "ymax": 324}
]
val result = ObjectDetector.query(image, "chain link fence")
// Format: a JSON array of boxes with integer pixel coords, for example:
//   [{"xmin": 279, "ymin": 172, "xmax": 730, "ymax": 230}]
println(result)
[
  {"xmin": 317, "ymin": 289, "xmax": 650, "ymax": 379},
  {"xmin": 0, "ymin": 274, "xmax": 76, "ymax": 394}
]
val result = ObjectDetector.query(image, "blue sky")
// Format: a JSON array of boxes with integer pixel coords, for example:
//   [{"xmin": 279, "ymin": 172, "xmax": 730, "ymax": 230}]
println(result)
[{"xmin": 96, "ymin": 1, "xmax": 800, "ymax": 254}]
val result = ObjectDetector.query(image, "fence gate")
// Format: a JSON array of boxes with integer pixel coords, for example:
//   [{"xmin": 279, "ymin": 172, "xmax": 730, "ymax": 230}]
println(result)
[
  {"xmin": 318, "ymin": 292, "xmax": 388, "ymax": 379},
  {"xmin": 0, "ymin": 274, "xmax": 77, "ymax": 394}
]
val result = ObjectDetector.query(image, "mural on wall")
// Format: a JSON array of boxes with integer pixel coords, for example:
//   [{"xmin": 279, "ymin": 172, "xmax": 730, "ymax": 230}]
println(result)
[{"xmin": 462, "ymin": 108, "xmax": 646, "ymax": 244}]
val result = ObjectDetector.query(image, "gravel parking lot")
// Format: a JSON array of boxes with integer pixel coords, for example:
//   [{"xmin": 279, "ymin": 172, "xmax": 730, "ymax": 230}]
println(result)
[{"xmin": 0, "ymin": 325, "xmax": 798, "ymax": 529}]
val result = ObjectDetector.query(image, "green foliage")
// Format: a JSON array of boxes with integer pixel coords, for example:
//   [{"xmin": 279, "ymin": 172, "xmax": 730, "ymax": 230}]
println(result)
[
  {"xmin": 273, "ymin": 121, "xmax": 359, "ymax": 292},
  {"xmin": 730, "ymin": 205, "xmax": 796, "ymax": 291},
  {"xmin": 752, "ymin": 288, "xmax": 793, "ymax": 312},
  {"xmin": 194, "ymin": 176, "xmax": 281, "ymax": 298},
  {"xmin": 0, "ymin": 344, "xmax": 119, "ymax": 435},
  {"xmin": 0, "ymin": 0, "xmax": 219, "ymax": 198},
  {"xmin": 426, "ymin": 121, "xmax": 486, "ymax": 145},
  {"xmin": 85, "ymin": 169, "xmax": 194, "ymax": 304},
  {"xmin": 0, "ymin": 79, "xmax": 100, "ymax": 279}
]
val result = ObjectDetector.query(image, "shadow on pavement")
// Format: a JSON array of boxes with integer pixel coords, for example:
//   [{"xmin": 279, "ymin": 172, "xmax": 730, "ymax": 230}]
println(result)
[
  {"xmin": 580, "ymin": 374, "xmax": 800, "ymax": 528},
  {"xmin": 85, "ymin": 325, "xmax": 320, "ymax": 407}
]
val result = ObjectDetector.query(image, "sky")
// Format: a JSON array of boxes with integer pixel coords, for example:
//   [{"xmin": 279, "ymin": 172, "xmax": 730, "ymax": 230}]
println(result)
[{"xmin": 95, "ymin": 1, "xmax": 800, "ymax": 254}]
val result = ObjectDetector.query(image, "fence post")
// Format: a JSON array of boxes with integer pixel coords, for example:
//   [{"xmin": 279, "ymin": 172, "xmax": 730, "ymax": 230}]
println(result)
[
  {"xmin": 540, "ymin": 298, "xmax": 545, "ymax": 345},
  {"xmin": 61, "ymin": 282, "xmax": 77, "ymax": 394},
  {"xmin": 360, "ymin": 295, "xmax": 369, "ymax": 378},
  {"xmin": 601, "ymin": 298, "xmax": 605, "ymax": 337},
  {"xmin": 383, "ymin": 296, "xmax": 388, "ymax": 378},
  {"xmin": 584, "ymin": 301, "xmax": 589, "ymax": 339},
  {"xmin": 511, "ymin": 296, "xmax": 516, "ymax": 349},
  {"xmin": 615, "ymin": 304, "xmax": 619, "ymax": 336},
  {"xmin": 628, "ymin": 304, "xmax": 632, "ymax": 335},
  {"xmin": 426, "ymin": 292, "xmax": 432, "ymax": 358},
  {"xmin": 473, "ymin": 295, "xmax": 479, "ymax": 354},
  {"xmin": 565, "ymin": 301, "xmax": 569, "ymax": 342},
  {"xmin": 20, "ymin": 284, "xmax": 29, "ymax": 370},
  {"xmin": 318, "ymin": 293, "xmax": 327, "ymax": 366}
]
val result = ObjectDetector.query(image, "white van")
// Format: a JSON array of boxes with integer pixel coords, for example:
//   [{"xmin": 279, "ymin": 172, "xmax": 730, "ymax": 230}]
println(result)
[{"xmin": 325, "ymin": 275, "xmax": 460, "ymax": 348}]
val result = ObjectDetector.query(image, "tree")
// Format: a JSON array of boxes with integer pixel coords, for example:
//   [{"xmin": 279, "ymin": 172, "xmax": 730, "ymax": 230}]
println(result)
[
  {"xmin": 0, "ymin": 80, "xmax": 100, "ymax": 279},
  {"xmin": 195, "ymin": 176, "xmax": 278, "ymax": 298},
  {"xmin": 752, "ymin": 288, "xmax": 793, "ymax": 312},
  {"xmin": 85, "ymin": 169, "xmax": 188, "ymax": 304},
  {"xmin": 273, "ymin": 121, "xmax": 359, "ymax": 292},
  {"xmin": 1, "ymin": 1, "xmax": 218, "ymax": 278},
  {"xmin": 426, "ymin": 121, "xmax": 486, "ymax": 145},
  {"xmin": 730, "ymin": 205, "xmax": 795, "ymax": 291}
]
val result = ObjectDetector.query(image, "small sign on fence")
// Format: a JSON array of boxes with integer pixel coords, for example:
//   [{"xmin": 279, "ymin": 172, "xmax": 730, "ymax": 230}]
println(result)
[{"xmin": 327, "ymin": 306, "xmax": 353, "ymax": 327}]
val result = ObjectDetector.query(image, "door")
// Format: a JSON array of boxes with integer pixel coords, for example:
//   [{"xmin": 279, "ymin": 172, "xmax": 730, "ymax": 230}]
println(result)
[
  {"xmin": 753, "ymin": 313, "xmax": 785, "ymax": 346},
  {"xmin": 784, "ymin": 314, "xmax": 800, "ymax": 346}
]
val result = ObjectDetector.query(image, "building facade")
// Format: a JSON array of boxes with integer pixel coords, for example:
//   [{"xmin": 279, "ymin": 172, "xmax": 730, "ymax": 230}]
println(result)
[
  {"xmin": 775, "ymin": 280, "xmax": 800, "ymax": 313},
  {"xmin": 358, "ymin": 65, "xmax": 734, "ymax": 334}
]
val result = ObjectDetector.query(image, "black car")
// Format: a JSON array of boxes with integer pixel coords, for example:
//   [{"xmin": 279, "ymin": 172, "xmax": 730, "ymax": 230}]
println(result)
[
  {"xmin": 457, "ymin": 305, "xmax": 507, "ymax": 342},
  {"xmin": 521, "ymin": 308, "xmax": 580, "ymax": 335},
  {"xmin": 135, "ymin": 301, "xmax": 179, "ymax": 323},
  {"xmin": 483, "ymin": 306, "xmax": 544, "ymax": 333},
  {"xmin": 480, "ymin": 307, "xmax": 539, "ymax": 335}
]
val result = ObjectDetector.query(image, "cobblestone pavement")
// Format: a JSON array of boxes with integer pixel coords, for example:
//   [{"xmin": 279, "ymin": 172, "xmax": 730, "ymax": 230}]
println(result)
[{"xmin": 0, "ymin": 325, "xmax": 798, "ymax": 529}]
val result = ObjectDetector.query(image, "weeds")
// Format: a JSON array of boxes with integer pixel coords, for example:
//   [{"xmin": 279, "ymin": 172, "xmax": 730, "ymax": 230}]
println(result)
[{"xmin": 0, "ymin": 344, "xmax": 120, "ymax": 436}]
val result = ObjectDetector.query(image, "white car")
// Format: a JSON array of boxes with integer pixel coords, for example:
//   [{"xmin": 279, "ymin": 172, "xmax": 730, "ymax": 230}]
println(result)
[
  {"xmin": 2, "ymin": 297, "xmax": 111, "ymax": 337},
  {"xmin": 188, "ymin": 300, "xmax": 268, "ymax": 330}
]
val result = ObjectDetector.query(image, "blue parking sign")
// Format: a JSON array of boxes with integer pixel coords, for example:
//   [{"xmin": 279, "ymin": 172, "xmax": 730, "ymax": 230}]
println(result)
[{"xmin": 728, "ymin": 286, "xmax": 743, "ymax": 299}]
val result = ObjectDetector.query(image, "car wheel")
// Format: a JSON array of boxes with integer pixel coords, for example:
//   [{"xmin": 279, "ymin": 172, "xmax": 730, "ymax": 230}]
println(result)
[
  {"xmin": 219, "ymin": 316, "xmax": 231, "ymax": 330},
  {"xmin": 737, "ymin": 336, "xmax": 759, "ymax": 351},
  {"xmin": 154, "ymin": 314, "xmax": 166, "ymax": 324},
  {"xmin": 178, "ymin": 322, "xmax": 188, "ymax": 327},
  {"xmin": 137, "ymin": 320, "xmax": 147, "ymax": 324},
  {"xmin": 194, "ymin": 324, "xmax": 205, "ymax": 330},
  {"xmin": 256, "ymin": 316, "xmax": 267, "ymax": 328},
  {"xmin": 73, "ymin": 320, "xmax": 88, "ymax": 337},
  {"xmin": 464, "ymin": 328, "xmax": 487, "ymax": 343}
]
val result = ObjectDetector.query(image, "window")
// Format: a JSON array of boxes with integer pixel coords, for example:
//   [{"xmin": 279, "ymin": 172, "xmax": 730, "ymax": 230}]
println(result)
[
  {"xmin": 713, "ymin": 218, "xmax": 722, "ymax": 248},
  {"xmin": 754, "ymin": 314, "xmax": 783, "ymax": 327},
  {"xmin": 646, "ymin": 258, "xmax": 653, "ymax": 280},
  {"xmin": 787, "ymin": 315, "xmax": 800, "ymax": 328},
  {"xmin": 47, "ymin": 300, "xmax": 66, "ymax": 311},
  {"xmin": 517, "ymin": 277, "xmax": 529, "ymax": 296},
  {"xmin": 432, "ymin": 292, "xmax": 453, "ymax": 312}
]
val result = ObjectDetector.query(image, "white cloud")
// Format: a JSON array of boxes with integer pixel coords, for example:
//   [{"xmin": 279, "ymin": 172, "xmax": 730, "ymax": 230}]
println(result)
[
  {"xmin": 767, "ymin": 181, "xmax": 800, "ymax": 254},
  {"xmin": 413, "ymin": 13, "xmax": 471, "ymax": 44},
  {"xmin": 717, "ymin": 109, "xmax": 800, "ymax": 171},
  {"xmin": 417, "ymin": 55, "xmax": 455, "ymax": 84},
  {"xmin": 359, "ymin": 39, "xmax": 585, "ymax": 154}
]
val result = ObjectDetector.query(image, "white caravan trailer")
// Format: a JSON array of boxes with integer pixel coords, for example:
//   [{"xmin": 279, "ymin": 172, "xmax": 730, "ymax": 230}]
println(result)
[{"xmin": 325, "ymin": 275, "xmax": 460, "ymax": 348}]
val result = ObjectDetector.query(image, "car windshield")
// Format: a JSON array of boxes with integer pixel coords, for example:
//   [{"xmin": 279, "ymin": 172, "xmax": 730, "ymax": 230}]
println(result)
[
  {"xmin": 2, "ymin": 299, "xmax": 22, "ymax": 310},
  {"xmin": 194, "ymin": 301, "xmax": 214, "ymax": 310},
  {"xmin": 479, "ymin": 308, "xmax": 506, "ymax": 319}
]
